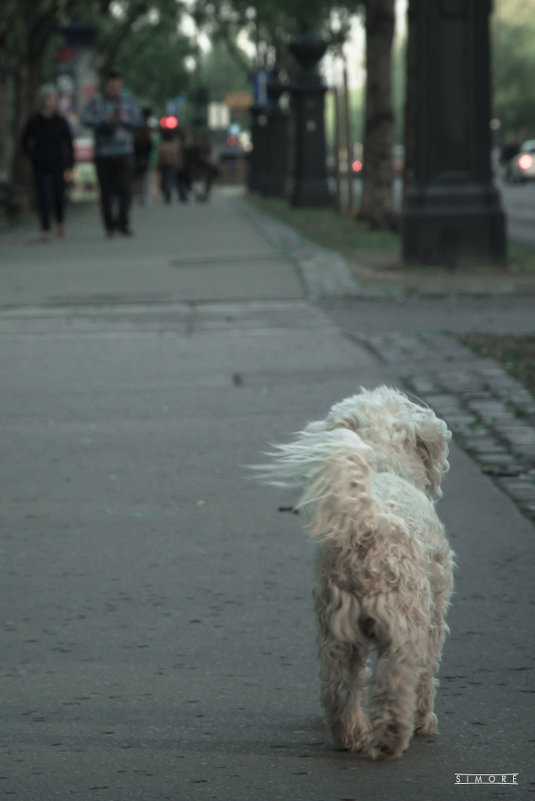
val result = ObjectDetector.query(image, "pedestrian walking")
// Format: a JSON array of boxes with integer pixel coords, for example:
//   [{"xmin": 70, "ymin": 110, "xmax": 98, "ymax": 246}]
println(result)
[
  {"xmin": 82, "ymin": 69, "xmax": 143, "ymax": 237},
  {"xmin": 185, "ymin": 125, "xmax": 219, "ymax": 202},
  {"xmin": 176, "ymin": 125, "xmax": 191, "ymax": 202},
  {"xmin": 156, "ymin": 127, "xmax": 188, "ymax": 203},
  {"xmin": 133, "ymin": 108, "xmax": 153, "ymax": 205},
  {"xmin": 21, "ymin": 84, "xmax": 74, "ymax": 242}
]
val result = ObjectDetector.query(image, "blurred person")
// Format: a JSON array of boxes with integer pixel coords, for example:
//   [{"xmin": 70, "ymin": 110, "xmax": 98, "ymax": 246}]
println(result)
[
  {"xmin": 133, "ymin": 108, "xmax": 154, "ymax": 205},
  {"xmin": 157, "ymin": 127, "xmax": 188, "ymax": 203},
  {"xmin": 82, "ymin": 69, "xmax": 143, "ymax": 236},
  {"xmin": 21, "ymin": 84, "xmax": 74, "ymax": 242},
  {"xmin": 176, "ymin": 125, "xmax": 191, "ymax": 202},
  {"xmin": 185, "ymin": 125, "xmax": 219, "ymax": 202}
]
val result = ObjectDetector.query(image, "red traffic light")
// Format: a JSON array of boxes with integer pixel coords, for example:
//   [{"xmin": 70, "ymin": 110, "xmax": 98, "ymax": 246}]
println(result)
[{"xmin": 160, "ymin": 115, "xmax": 178, "ymax": 130}]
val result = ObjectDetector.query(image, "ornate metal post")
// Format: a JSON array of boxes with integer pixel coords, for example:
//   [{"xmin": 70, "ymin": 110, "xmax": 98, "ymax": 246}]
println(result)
[
  {"xmin": 247, "ymin": 105, "xmax": 269, "ymax": 193},
  {"xmin": 289, "ymin": 33, "xmax": 332, "ymax": 207},
  {"xmin": 192, "ymin": 85, "xmax": 208, "ymax": 130},
  {"xmin": 402, "ymin": 0, "xmax": 506, "ymax": 265},
  {"xmin": 261, "ymin": 73, "xmax": 289, "ymax": 197}
]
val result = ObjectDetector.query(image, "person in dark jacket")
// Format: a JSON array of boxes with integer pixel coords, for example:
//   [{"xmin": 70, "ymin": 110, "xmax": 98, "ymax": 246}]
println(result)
[{"xmin": 21, "ymin": 84, "xmax": 74, "ymax": 242}]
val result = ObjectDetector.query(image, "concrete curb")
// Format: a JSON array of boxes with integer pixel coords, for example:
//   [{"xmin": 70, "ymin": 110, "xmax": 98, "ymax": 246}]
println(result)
[
  {"xmin": 234, "ymin": 197, "xmax": 362, "ymax": 300},
  {"xmin": 236, "ymin": 194, "xmax": 535, "ymax": 301}
]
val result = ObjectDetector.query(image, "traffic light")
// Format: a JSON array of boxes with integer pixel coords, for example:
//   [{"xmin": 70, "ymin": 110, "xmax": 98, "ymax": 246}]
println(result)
[{"xmin": 160, "ymin": 115, "xmax": 178, "ymax": 130}]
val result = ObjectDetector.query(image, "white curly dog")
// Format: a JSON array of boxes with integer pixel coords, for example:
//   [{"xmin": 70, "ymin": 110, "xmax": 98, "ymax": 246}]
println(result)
[{"xmin": 260, "ymin": 386, "xmax": 454, "ymax": 759}]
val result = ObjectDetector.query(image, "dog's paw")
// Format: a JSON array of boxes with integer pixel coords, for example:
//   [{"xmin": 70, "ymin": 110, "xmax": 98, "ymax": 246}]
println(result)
[
  {"xmin": 332, "ymin": 724, "xmax": 370, "ymax": 753},
  {"xmin": 342, "ymin": 731, "xmax": 370, "ymax": 753},
  {"xmin": 414, "ymin": 711, "xmax": 438, "ymax": 736},
  {"xmin": 367, "ymin": 722, "xmax": 411, "ymax": 760}
]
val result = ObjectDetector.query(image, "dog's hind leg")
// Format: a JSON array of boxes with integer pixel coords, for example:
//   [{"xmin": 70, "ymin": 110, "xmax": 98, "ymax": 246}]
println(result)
[
  {"xmin": 318, "ymin": 636, "xmax": 370, "ymax": 751},
  {"xmin": 414, "ymin": 584, "xmax": 451, "ymax": 736},
  {"xmin": 367, "ymin": 629, "xmax": 422, "ymax": 760},
  {"xmin": 315, "ymin": 588, "xmax": 371, "ymax": 751}
]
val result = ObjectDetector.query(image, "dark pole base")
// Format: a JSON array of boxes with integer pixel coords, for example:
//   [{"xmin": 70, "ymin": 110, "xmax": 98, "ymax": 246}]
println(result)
[
  {"xmin": 403, "ymin": 204, "xmax": 506, "ymax": 266},
  {"xmin": 291, "ymin": 181, "xmax": 333, "ymax": 208},
  {"xmin": 401, "ymin": 1, "xmax": 507, "ymax": 267}
]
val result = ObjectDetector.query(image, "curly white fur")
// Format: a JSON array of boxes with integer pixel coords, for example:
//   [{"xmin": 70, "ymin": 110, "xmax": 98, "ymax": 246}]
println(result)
[{"xmin": 258, "ymin": 386, "xmax": 455, "ymax": 760}]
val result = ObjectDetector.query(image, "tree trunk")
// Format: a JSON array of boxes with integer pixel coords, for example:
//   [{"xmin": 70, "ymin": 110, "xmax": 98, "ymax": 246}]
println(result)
[
  {"xmin": 0, "ymin": 64, "xmax": 10, "ymax": 175},
  {"xmin": 359, "ymin": 0, "xmax": 395, "ymax": 229},
  {"xmin": 11, "ymin": 34, "xmax": 47, "ymax": 207},
  {"xmin": 402, "ymin": 0, "xmax": 415, "ymax": 208}
]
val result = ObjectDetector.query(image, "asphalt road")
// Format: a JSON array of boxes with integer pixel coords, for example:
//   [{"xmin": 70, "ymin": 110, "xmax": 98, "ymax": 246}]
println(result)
[
  {"xmin": 1, "ymin": 194, "xmax": 533, "ymax": 800},
  {"xmin": 500, "ymin": 180, "xmax": 535, "ymax": 249}
]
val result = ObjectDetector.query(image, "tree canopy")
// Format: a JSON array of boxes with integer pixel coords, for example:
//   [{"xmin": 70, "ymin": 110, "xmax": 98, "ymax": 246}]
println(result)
[
  {"xmin": 1, "ymin": 0, "xmax": 533, "ymax": 231},
  {"xmin": 492, "ymin": 0, "xmax": 535, "ymax": 143},
  {"xmin": 108, "ymin": 19, "xmax": 193, "ymax": 110}
]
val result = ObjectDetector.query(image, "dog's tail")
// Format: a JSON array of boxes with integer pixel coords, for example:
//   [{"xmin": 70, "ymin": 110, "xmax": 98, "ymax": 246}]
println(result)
[{"xmin": 255, "ymin": 428, "xmax": 376, "ymax": 543}]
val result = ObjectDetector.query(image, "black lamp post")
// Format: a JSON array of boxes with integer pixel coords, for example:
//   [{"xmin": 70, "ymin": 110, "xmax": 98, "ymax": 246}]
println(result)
[
  {"xmin": 402, "ymin": 0, "xmax": 506, "ymax": 266},
  {"xmin": 288, "ymin": 32, "xmax": 332, "ymax": 207},
  {"xmin": 247, "ymin": 105, "xmax": 269, "ymax": 193},
  {"xmin": 261, "ymin": 72, "xmax": 289, "ymax": 197},
  {"xmin": 192, "ymin": 85, "xmax": 209, "ymax": 130}
]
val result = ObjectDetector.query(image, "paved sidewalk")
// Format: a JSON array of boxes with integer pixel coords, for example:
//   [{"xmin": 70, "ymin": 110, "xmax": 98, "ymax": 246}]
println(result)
[
  {"xmin": 2, "ymin": 185, "xmax": 535, "ymax": 303},
  {"xmin": 0, "ymin": 187, "xmax": 357, "ymax": 307},
  {"xmin": 3, "ymin": 190, "xmax": 534, "ymax": 521},
  {"xmin": 1, "ymin": 188, "xmax": 533, "ymax": 801}
]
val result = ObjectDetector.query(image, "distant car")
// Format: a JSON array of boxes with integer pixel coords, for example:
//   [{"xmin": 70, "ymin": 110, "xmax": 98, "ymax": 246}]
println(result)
[{"xmin": 505, "ymin": 140, "xmax": 535, "ymax": 182}]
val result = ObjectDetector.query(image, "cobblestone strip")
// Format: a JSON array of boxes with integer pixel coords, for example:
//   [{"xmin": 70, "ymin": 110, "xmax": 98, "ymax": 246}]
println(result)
[{"xmin": 357, "ymin": 332, "xmax": 535, "ymax": 522}]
